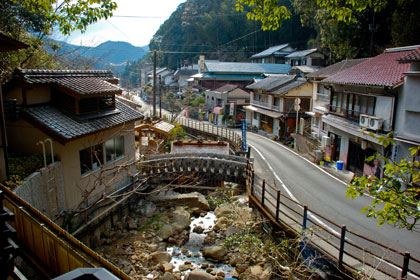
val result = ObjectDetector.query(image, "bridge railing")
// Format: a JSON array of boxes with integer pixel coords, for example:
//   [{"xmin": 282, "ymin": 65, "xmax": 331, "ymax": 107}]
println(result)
[
  {"xmin": 0, "ymin": 184, "xmax": 129, "ymax": 279},
  {"xmin": 175, "ymin": 117, "xmax": 242, "ymax": 150},
  {"xmin": 251, "ymin": 173, "xmax": 420, "ymax": 280}
]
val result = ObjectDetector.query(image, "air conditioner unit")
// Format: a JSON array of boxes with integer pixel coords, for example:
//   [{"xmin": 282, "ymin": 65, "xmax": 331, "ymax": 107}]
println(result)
[
  {"xmin": 359, "ymin": 114, "xmax": 369, "ymax": 128},
  {"xmin": 321, "ymin": 136, "xmax": 330, "ymax": 148},
  {"xmin": 368, "ymin": 116, "xmax": 384, "ymax": 131},
  {"xmin": 311, "ymin": 132, "xmax": 318, "ymax": 139}
]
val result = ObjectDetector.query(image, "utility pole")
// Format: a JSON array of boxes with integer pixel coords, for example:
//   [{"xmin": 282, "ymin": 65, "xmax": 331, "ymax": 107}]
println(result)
[
  {"xmin": 153, "ymin": 50, "xmax": 157, "ymax": 118},
  {"xmin": 159, "ymin": 75, "xmax": 162, "ymax": 118}
]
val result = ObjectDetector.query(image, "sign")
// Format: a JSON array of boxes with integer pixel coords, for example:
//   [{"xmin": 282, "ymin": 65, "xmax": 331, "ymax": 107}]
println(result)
[
  {"xmin": 185, "ymin": 105, "xmax": 189, "ymax": 118},
  {"xmin": 295, "ymin": 98, "xmax": 301, "ymax": 105},
  {"xmin": 229, "ymin": 103, "xmax": 235, "ymax": 116},
  {"xmin": 241, "ymin": 119, "xmax": 247, "ymax": 151}
]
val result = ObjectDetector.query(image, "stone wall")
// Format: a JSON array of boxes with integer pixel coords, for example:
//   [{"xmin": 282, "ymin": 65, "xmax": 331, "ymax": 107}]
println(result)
[{"xmin": 14, "ymin": 161, "xmax": 66, "ymax": 221}]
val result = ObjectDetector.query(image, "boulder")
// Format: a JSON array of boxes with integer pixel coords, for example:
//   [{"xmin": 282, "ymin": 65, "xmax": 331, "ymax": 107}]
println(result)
[
  {"xmin": 193, "ymin": 225, "xmax": 204, "ymax": 233},
  {"xmin": 247, "ymin": 264, "xmax": 272, "ymax": 280},
  {"xmin": 158, "ymin": 224, "xmax": 174, "ymax": 240},
  {"xmin": 185, "ymin": 270, "xmax": 214, "ymax": 280},
  {"xmin": 150, "ymin": 251, "xmax": 171, "ymax": 264},
  {"xmin": 202, "ymin": 246, "xmax": 227, "ymax": 262},
  {"xmin": 161, "ymin": 262, "xmax": 174, "ymax": 273},
  {"xmin": 162, "ymin": 272, "xmax": 177, "ymax": 280},
  {"xmin": 214, "ymin": 205, "xmax": 234, "ymax": 218},
  {"xmin": 172, "ymin": 208, "xmax": 191, "ymax": 230},
  {"xmin": 213, "ymin": 217, "xmax": 229, "ymax": 232},
  {"xmin": 150, "ymin": 191, "xmax": 210, "ymax": 210},
  {"xmin": 225, "ymin": 226, "xmax": 240, "ymax": 237}
]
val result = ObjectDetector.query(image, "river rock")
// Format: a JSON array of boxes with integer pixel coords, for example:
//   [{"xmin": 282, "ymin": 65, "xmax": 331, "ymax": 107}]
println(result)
[
  {"xmin": 247, "ymin": 264, "xmax": 272, "ymax": 280},
  {"xmin": 214, "ymin": 204, "xmax": 234, "ymax": 218},
  {"xmin": 225, "ymin": 226, "xmax": 240, "ymax": 237},
  {"xmin": 193, "ymin": 225, "xmax": 204, "ymax": 233},
  {"xmin": 185, "ymin": 270, "xmax": 214, "ymax": 280},
  {"xmin": 150, "ymin": 191, "xmax": 210, "ymax": 210},
  {"xmin": 202, "ymin": 246, "xmax": 227, "ymax": 262},
  {"xmin": 158, "ymin": 224, "xmax": 174, "ymax": 240},
  {"xmin": 172, "ymin": 208, "xmax": 191, "ymax": 230},
  {"xmin": 150, "ymin": 251, "xmax": 171, "ymax": 264},
  {"xmin": 162, "ymin": 272, "xmax": 177, "ymax": 280},
  {"xmin": 213, "ymin": 216, "xmax": 229, "ymax": 232},
  {"xmin": 161, "ymin": 262, "xmax": 174, "ymax": 272}
]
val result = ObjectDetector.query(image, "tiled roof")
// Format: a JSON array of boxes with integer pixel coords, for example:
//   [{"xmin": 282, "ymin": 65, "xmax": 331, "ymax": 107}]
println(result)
[
  {"xmin": 322, "ymin": 47, "xmax": 419, "ymax": 87},
  {"xmin": 251, "ymin": 44, "xmax": 291, "ymax": 59},
  {"xmin": 227, "ymin": 88, "xmax": 250, "ymax": 99},
  {"xmin": 213, "ymin": 84, "xmax": 237, "ymax": 93},
  {"xmin": 174, "ymin": 68, "xmax": 198, "ymax": 77},
  {"xmin": 204, "ymin": 61, "xmax": 291, "ymax": 75},
  {"xmin": 0, "ymin": 32, "xmax": 29, "ymax": 51},
  {"xmin": 247, "ymin": 75, "xmax": 296, "ymax": 91},
  {"xmin": 13, "ymin": 68, "xmax": 121, "ymax": 95},
  {"xmin": 307, "ymin": 58, "xmax": 368, "ymax": 79},
  {"xmin": 285, "ymin": 49, "xmax": 318, "ymax": 58},
  {"xmin": 23, "ymin": 100, "xmax": 143, "ymax": 143},
  {"xmin": 398, "ymin": 48, "xmax": 420, "ymax": 63},
  {"xmin": 272, "ymin": 78, "xmax": 307, "ymax": 95}
]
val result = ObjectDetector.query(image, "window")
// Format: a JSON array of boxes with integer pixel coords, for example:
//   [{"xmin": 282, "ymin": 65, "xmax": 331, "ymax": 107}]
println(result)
[
  {"xmin": 330, "ymin": 91, "xmax": 375, "ymax": 119},
  {"xmin": 253, "ymin": 112, "xmax": 258, "ymax": 120},
  {"xmin": 105, "ymin": 136, "xmax": 124, "ymax": 162},
  {"xmin": 80, "ymin": 144, "xmax": 103, "ymax": 174}
]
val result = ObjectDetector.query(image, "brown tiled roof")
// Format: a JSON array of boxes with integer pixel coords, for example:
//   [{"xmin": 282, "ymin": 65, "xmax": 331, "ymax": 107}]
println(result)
[
  {"xmin": 13, "ymin": 68, "xmax": 121, "ymax": 95},
  {"xmin": 23, "ymin": 100, "xmax": 143, "ymax": 144},
  {"xmin": 398, "ymin": 48, "xmax": 420, "ymax": 63},
  {"xmin": 307, "ymin": 58, "xmax": 368, "ymax": 79},
  {"xmin": 322, "ymin": 47, "xmax": 418, "ymax": 87}
]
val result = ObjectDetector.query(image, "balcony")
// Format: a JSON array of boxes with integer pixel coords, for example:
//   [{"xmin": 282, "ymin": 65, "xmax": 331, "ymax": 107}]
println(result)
[{"xmin": 252, "ymin": 100, "xmax": 270, "ymax": 108}]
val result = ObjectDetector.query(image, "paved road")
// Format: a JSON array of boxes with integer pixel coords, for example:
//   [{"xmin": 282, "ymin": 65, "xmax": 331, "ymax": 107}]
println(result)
[{"xmin": 247, "ymin": 132, "xmax": 420, "ymax": 264}]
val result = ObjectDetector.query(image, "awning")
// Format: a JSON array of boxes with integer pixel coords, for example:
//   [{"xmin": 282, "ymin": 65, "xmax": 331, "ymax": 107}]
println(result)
[
  {"xmin": 243, "ymin": 105, "xmax": 282, "ymax": 119},
  {"xmin": 313, "ymin": 106, "xmax": 328, "ymax": 114}
]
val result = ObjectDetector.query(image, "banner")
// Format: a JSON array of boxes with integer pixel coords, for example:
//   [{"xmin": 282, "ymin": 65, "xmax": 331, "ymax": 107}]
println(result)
[
  {"xmin": 229, "ymin": 103, "xmax": 234, "ymax": 116},
  {"xmin": 241, "ymin": 119, "xmax": 247, "ymax": 151}
]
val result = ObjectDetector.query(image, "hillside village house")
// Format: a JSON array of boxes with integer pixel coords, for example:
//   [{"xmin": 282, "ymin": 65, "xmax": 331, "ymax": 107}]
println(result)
[
  {"xmin": 204, "ymin": 84, "xmax": 250, "ymax": 124},
  {"xmin": 320, "ymin": 45, "xmax": 420, "ymax": 176},
  {"xmin": 174, "ymin": 66, "xmax": 198, "ymax": 88},
  {"xmin": 2, "ymin": 69, "xmax": 143, "ymax": 218},
  {"xmin": 244, "ymin": 75, "xmax": 312, "ymax": 137},
  {"xmin": 250, "ymin": 43, "xmax": 295, "ymax": 64},
  {"xmin": 192, "ymin": 56, "xmax": 292, "ymax": 90},
  {"xmin": 285, "ymin": 48, "xmax": 325, "ymax": 67},
  {"xmin": 306, "ymin": 58, "xmax": 368, "ymax": 141}
]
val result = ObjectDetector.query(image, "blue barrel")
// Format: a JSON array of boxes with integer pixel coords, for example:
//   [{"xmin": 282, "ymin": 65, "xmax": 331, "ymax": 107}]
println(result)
[{"xmin": 336, "ymin": 160, "xmax": 344, "ymax": 170}]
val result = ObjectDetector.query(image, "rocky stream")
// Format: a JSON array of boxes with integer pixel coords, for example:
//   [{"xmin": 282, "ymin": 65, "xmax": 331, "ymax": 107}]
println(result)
[{"xmin": 94, "ymin": 185, "xmax": 277, "ymax": 280}]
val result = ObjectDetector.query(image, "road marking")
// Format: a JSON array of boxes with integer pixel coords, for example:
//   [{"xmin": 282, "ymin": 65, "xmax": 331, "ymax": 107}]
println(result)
[
  {"xmin": 248, "ymin": 143, "xmax": 341, "ymax": 237},
  {"xmin": 250, "ymin": 133, "xmax": 348, "ymax": 186}
]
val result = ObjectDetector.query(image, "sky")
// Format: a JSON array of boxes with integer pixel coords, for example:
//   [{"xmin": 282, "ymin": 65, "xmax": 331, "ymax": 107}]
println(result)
[{"xmin": 52, "ymin": 0, "xmax": 186, "ymax": 47}]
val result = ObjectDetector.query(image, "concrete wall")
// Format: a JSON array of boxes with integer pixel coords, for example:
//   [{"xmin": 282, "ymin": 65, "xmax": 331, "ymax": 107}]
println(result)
[
  {"xmin": 375, "ymin": 95, "xmax": 394, "ymax": 132},
  {"xmin": 14, "ymin": 161, "xmax": 65, "ymax": 220},
  {"xmin": 395, "ymin": 76, "xmax": 420, "ymax": 143}
]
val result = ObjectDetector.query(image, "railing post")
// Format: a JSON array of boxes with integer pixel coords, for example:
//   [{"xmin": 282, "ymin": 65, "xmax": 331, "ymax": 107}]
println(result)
[
  {"xmin": 261, "ymin": 179, "xmax": 266, "ymax": 206},
  {"xmin": 303, "ymin": 205, "xmax": 308, "ymax": 230},
  {"xmin": 338, "ymin": 225, "xmax": 347, "ymax": 268},
  {"xmin": 276, "ymin": 190, "xmax": 281, "ymax": 221},
  {"xmin": 401, "ymin": 251, "xmax": 410, "ymax": 279}
]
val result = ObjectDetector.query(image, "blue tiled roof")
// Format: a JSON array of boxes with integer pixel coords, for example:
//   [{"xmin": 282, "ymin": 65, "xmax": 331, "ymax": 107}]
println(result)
[
  {"xmin": 250, "ymin": 44, "xmax": 291, "ymax": 59},
  {"xmin": 204, "ymin": 61, "xmax": 291, "ymax": 75}
]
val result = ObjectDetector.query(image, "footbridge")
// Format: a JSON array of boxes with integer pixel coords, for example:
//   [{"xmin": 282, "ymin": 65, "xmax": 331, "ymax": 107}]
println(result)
[{"xmin": 138, "ymin": 153, "xmax": 250, "ymax": 185}]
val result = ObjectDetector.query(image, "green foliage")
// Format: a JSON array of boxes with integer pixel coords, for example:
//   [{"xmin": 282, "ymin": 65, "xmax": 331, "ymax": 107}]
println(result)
[
  {"xmin": 137, "ymin": 215, "xmax": 162, "ymax": 231},
  {"xmin": 346, "ymin": 133, "xmax": 420, "ymax": 230},
  {"xmin": 5, "ymin": 154, "xmax": 45, "ymax": 188},
  {"xmin": 168, "ymin": 123, "xmax": 187, "ymax": 142},
  {"xmin": 189, "ymin": 96, "xmax": 205, "ymax": 107}
]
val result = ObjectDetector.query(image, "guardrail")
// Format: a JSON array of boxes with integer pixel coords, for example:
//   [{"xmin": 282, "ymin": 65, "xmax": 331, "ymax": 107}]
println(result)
[
  {"xmin": 175, "ymin": 117, "xmax": 242, "ymax": 150},
  {"xmin": 251, "ymin": 174, "xmax": 420, "ymax": 280}
]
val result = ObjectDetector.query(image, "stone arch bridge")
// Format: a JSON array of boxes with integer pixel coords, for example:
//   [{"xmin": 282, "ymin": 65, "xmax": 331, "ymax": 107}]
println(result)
[{"xmin": 137, "ymin": 153, "xmax": 251, "ymax": 185}]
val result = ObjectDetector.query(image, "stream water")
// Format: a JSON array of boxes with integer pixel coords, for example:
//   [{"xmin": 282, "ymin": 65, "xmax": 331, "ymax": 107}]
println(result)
[{"xmin": 167, "ymin": 212, "xmax": 234, "ymax": 279}]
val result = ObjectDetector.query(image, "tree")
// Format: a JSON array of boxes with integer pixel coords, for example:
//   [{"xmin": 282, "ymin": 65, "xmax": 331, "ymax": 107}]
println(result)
[
  {"xmin": 346, "ymin": 133, "xmax": 420, "ymax": 230},
  {"xmin": 0, "ymin": 0, "xmax": 117, "ymax": 78},
  {"xmin": 235, "ymin": 0, "xmax": 386, "ymax": 30}
]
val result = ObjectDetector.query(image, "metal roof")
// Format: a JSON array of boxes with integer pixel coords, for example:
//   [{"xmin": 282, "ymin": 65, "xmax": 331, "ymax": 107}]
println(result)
[
  {"xmin": 250, "ymin": 44, "xmax": 291, "ymax": 59},
  {"xmin": 246, "ymin": 75, "xmax": 296, "ymax": 91},
  {"xmin": 204, "ymin": 61, "xmax": 291, "ymax": 75},
  {"xmin": 272, "ymin": 78, "xmax": 307, "ymax": 95},
  {"xmin": 285, "ymin": 48, "xmax": 318, "ymax": 58}
]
